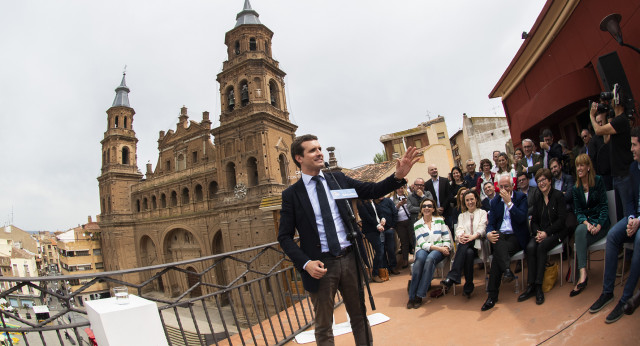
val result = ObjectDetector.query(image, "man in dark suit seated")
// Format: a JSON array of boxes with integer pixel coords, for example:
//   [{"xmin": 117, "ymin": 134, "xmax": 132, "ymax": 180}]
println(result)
[
  {"xmin": 278, "ymin": 134, "xmax": 419, "ymax": 345},
  {"xmin": 481, "ymin": 176, "xmax": 529, "ymax": 311},
  {"xmin": 550, "ymin": 157, "xmax": 577, "ymax": 233}
]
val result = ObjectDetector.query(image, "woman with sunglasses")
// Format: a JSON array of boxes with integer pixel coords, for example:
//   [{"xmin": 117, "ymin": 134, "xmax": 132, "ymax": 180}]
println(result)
[{"xmin": 407, "ymin": 198, "xmax": 452, "ymax": 309}]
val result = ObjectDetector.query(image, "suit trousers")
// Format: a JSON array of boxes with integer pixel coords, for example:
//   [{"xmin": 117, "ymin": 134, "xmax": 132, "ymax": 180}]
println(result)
[
  {"xmin": 525, "ymin": 234, "xmax": 560, "ymax": 285},
  {"xmin": 447, "ymin": 241, "xmax": 477, "ymax": 293},
  {"xmin": 487, "ymin": 233, "xmax": 521, "ymax": 298},
  {"xmin": 309, "ymin": 250, "xmax": 372, "ymax": 346}
]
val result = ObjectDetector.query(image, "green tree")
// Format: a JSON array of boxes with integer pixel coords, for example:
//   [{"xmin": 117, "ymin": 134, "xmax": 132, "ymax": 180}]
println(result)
[{"xmin": 373, "ymin": 151, "xmax": 388, "ymax": 164}]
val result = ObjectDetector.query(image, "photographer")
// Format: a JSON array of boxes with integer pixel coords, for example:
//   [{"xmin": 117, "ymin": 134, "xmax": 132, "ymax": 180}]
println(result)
[{"xmin": 590, "ymin": 92, "xmax": 634, "ymax": 217}]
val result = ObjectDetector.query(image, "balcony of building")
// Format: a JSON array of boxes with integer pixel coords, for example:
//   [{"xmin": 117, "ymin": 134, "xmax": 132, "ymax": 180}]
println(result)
[{"xmin": 0, "ymin": 239, "xmax": 637, "ymax": 345}]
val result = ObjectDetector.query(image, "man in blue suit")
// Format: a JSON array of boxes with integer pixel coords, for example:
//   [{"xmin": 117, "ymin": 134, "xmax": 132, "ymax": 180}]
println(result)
[
  {"xmin": 481, "ymin": 175, "xmax": 529, "ymax": 311},
  {"xmin": 589, "ymin": 127, "xmax": 640, "ymax": 323},
  {"xmin": 278, "ymin": 134, "xmax": 419, "ymax": 345}
]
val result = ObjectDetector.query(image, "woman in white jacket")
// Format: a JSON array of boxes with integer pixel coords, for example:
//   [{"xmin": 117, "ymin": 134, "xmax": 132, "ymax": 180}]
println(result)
[
  {"xmin": 407, "ymin": 198, "xmax": 452, "ymax": 309},
  {"xmin": 441, "ymin": 190, "xmax": 487, "ymax": 297}
]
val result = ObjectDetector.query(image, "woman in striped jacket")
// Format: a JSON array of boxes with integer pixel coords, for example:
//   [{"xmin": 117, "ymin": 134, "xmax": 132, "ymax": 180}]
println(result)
[{"xmin": 407, "ymin": 198, "xmax": 452, "ymax": 309}]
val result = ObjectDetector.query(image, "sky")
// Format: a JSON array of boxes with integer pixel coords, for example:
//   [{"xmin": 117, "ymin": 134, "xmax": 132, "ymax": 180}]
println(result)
[{"xmin": 0, "ymin": 0, "xmax": 547, "ymax": 231}]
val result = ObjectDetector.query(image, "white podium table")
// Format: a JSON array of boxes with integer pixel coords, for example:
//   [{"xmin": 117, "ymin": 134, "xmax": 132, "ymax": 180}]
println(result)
[{"xmin": 85, "ymin": 294, "xmax": 168, "ymax": 346}]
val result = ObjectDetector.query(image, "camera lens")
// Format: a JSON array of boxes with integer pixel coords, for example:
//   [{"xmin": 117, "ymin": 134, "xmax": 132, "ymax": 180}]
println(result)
[{"xmin": 600, "ymin": 91, "xmax": 614, "ymax": 100}]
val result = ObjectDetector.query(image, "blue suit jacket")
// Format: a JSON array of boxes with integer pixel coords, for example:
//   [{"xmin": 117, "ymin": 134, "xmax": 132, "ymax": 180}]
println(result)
[
  {"xmin": 487, "ymin": 190, "xmax": 530, "ymax": 250},
  {"xmin": 278, "ymin": 171, "xmax": 404, "ymax": 292},
  {"xmin": 626, "ymin": 161, "xmax": 640, "ymax": 218}
]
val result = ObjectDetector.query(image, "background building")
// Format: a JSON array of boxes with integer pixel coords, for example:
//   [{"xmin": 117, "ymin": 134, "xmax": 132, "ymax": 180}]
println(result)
[
  {"xmin": 379, "ymin": 116, "xmax": 453, "ymax": 182},
  {"xmin": 450, "ymin": 113, "xmax": 512, "ymax": 167},
  {"xmin": 57, "ymin": 217, "xmax": 108, "ymax": 306},
  {"xmin": 97, "ymin": 2, "xmax": 298, "ymax": 318},
  {"xmin": 490, "ymin": 0, "xmax": 639, "ymax": 148}
]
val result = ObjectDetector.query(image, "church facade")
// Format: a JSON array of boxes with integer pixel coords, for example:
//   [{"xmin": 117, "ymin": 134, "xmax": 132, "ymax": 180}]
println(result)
[{"xmin": 97, "ymin": 1, "xmax": 298, "ymax": 299}]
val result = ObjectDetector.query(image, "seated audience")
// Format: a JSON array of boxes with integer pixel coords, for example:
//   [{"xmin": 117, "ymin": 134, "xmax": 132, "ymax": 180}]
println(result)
[
  {"xmin": 481, "ymin": 176, "xmax": 529, "ymax": 311},
  {"xmin": 449, "ymin": 187, "xmax": 469, "ymax": 238},
  {"xmin": 407, "ymin": 198, "xmax": 451, "ymax": 309},
  {"xmin": 588, "ymin": 127, "xmax": 640, "ymax": 323},
  {"xmin": 441, "ymin": 190, "xmax": 487, "ymax": 297},
  {"xmin": 464, "ymin": 159, "xmax": 482, "ymax": 191},
  {"xmin": 570, "ymin": 154, "xmax": 610, "ymax": 297},
  {"xmin": 518, "ymin": 169, "xmax": 566, "ymax": 305}
]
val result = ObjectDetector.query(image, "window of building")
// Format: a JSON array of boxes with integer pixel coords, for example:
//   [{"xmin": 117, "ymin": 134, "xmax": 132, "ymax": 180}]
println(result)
[
  {"xmin": 165, "ymin": 160, "xmax": 171, "ymax": 171},
  {"xmin": 170, "ymin": 191, "xmax": 178, "ymax": 207},
  {"xmin": 226, "ymin": 162, "xmax": 237, "ymax": 190},
  {"xmin": 208, "ymin": 181, "xmax": 218, "ymax": 198},
  {"xmin": 152, "ymin": 195, "xmax": 157, "ymax": 209},
  {"xmin": 160, "ymin": 193, "xmax": 167, "ymax": 208},
  {"xmin": 247, "ymin": 157, "xmax": 258, "ymax": 187},
  {"xmin": 177, "ymin": 154, "xmax": 186, "ymax": 171},
  {"xmin": 278, "ymin": 154, "xmax": 288, "ymax": 185},
  {"xmin": 123, "ymin": 117, "xmax": 128, "ymax": 129},
  {"xmin": 195, "ymin": 184, "xmax": 203, "ymax": 202},
  {"xmin": 393, "ymin": 143, "xmax": 404, "ymax": 155},
  {"xmin": 227, "ymin": 87, "xmax": 235, "ymax": 111},
  {"xmin": 414, "ymin": 139, "xmax": 422, "ymax": 148},
  {"xmin": 249, "ymin": 37, "xmax": 256, "ymax": 51},
  {"xmin": 76, "ymin": 250, "xmax": 90, "ymax": 256},
  {"xmin": 136, "ymin": 199, "xmax": 140, "ymax": 212},
  {"xmin": 142, "ymin": 198, "xmax": 148, "ymax": 210},
  {"xmin": 437, "ymin": 132, "xmax": 446, "ymax": 140},
  {"xmin": 24, "ymin": 265, "xmax": 29, "ymax": 277},
  {"xmin": 192, "ymin": 151, "xmax": 198, "ymax": 165},
  {"xmin": 95, "ymin": 262, "xmax": 104, "ymax": 269},
  {"xmin": 181, "ymin": 188, "xmax": 190, "ymax": 204},
  {"xmin": 240, "ymin": 81, "xmax": 249, "ymax": 107},
  {"xmin": 122, "ymin": 146, "xmax": 130, "ymax": 165},
  {"xmin": 234, "ymin": 40, "xmax": 240, "ymax": 55},
  {"xmin": 114, "ymin": 116, "xmax": 119, "ymax": 128},
  {"xmin": 94, "ymin": 249, "xmax": 102, "ymax": 256}
]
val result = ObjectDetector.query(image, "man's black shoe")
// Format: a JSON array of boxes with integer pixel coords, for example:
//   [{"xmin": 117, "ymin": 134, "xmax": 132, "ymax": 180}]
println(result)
[
  {"xmin": 624, "ymin": 290, "xmax": 640, "ymax": 315},
  {"xmin": 481, "ymin": 297, "xmax": 498, "ymax": 311},
  {"xmin": 589, "ymin": 293, "xmax": 614, "ymax": 313},
  {"xmin": 605, "ymin": 302, "xmax": 625, "ymax": 324},
  {"xmin": 440, "ymin": 278, "xmax": 454, "ymax": 289},
  {"xmin": 502, "ymin": 269, "xmax": 515, "ymax": 283},
  {"xmin": 535, "ymin": 286, "xmax": 545, "ymax": 305},
  {"xmin": 518, "ymin": 285, "xmax": 535, "ymax": 302}
]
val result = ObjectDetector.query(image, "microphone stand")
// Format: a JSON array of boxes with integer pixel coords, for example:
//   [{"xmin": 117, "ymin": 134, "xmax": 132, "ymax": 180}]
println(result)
[{"xmin": 324, "ymin": 163, "xmax": 374, "ymax": 346}]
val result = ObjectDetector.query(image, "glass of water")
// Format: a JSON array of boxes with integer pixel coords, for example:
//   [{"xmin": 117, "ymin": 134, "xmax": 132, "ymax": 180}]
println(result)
[{"xmin": 112, "ymin": 286, "xmax": 129, "ymax": 305}]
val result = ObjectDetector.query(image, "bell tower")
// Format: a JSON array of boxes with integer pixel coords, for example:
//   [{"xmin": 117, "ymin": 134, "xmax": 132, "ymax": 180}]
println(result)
[
  {"xmin": 98, "ymin": 72, "xmax": 143, "ymax": 218},
  {"xmin": 213, "ymin": 0, "xmax": 298, "ymax": 192}
]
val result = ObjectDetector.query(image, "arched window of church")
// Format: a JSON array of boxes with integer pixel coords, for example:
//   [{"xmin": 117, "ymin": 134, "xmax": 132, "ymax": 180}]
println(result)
[
  {"xmin": 227, "ymin": 86, "xmax": 235, "ymax": 111},
  {"xmin": 265, "ymin": 40, "xmax": 270, "ymax": 56},
  {"xmin": 249, "ymin": 37, "xmax": 256, "ymax": 51},
  {"xmin": 234, "ymin": 40, "xmax": 240, "ymax": 55},
  {"xmin": 208, "ymin": 181, "xmax": 218, "ymax": 199},
  {"xmin": 151, "ymin": 195, "xmax": 157, "ymax": 209},
  {"xmin": 195, "ymin": 184, "xmax": 203, "ymax": 202},
  {"xmin": 115, "ymin": 116, "xmax": 119, "ymax": 128},
  {"xmin": 226, "ymin": 162, "xmax": 236, "ymax": 190},
  {"xmin": 142, "ymin": 198, "xmax": 148, "ymax": 210},
  {"xmin": 240, "ymin": 81, "xmax": 249, "ymax": 107},
  {"xmin": 107, "ymin": 149, "xmax": 110, "ymax": 163},
  {"xmin": 122, "ymin": 147, "xmax": 130, "ymax": 165},
  {"xmin": 160, "ymin": 193, "xmax": 167, "ymax": 208},
  {"xmin": 102, "ymin": 151, "xmax": 106, "ymax": 166},
  {"xmin": 247, "ymin": 157, "xmax": 258, "ymax": 187},
  {"xmin": 182, "ymin": 187, "xmax": 190, "ymax": 204},
  {"xmin": 170, "ymin": 191, "xmax": 178, "ymax": 207},
  {"xmin": 279, "ymin": 153, "xmax": 288, "ymax": 185},
  {"xmin": 108, "ymin": 196, "xmax": 111, "ymax": 213},
  {"xmin": 177, "ymin": 154, "xmax": 186, "ymax": 171},
  {"xmin": 136, "ymin": 199, "xmax": 141, "ymax": 212},
  {"xmin": 124, "ymin": 117, "xmax": 128, "ymax": 129},
  {"xmin": 101, "ymin": 198, "xmax": 105, "ymax": 214},
  {"xmin": 269, "ymin": 80, "xmax": 279, "ymax": 108}
]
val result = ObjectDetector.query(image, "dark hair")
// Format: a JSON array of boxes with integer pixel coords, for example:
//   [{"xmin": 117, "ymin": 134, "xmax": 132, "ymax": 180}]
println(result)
[
  {"xmin": 480, "ymin": 158, "xmax": 492, "ymax": 169},
  {"xmin": 461, "ymin": 190, "xmax": 480, "ymax": 212},
  {"xmin": 291, "ymin": 134, "xmax": 318, "ymax": 168},
  {"xmin": 549, "ymin": 157, "xmax": 561, "ymax": 168},
  {"xmin": 496, "ymin": 152, "xmax": 512, "ymax": 174},
  {"xmin": 514, "ymin": 147, "xmax": 525, "ymax": 157},
  {"xmin": 535, "ymin": 168, "xmax": 552, "ymax": 183},
  {"xmin": 541, "ymin": 128, "xmax": 553, "ymax": 138},
  {"xmin": 517, "ymin": 171, "xmax": 528, "ymax": 179},
  {"xmin": 631, "ymin": 127, "xmax": 640, "ymax": 140},
  {"xmin": 450, "ymin": 166, "xmax": 464, "ymax": 184}
]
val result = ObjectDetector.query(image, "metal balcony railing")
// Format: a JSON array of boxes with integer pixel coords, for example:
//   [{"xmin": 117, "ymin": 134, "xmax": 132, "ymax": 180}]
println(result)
[{"xmin": 0, "ymin": 239, "xmax": 348, "ymax": 346}]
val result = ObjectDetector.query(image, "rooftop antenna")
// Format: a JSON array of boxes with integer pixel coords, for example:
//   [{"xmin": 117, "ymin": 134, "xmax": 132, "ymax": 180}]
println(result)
[
  {"xmin": 426, "ymin": 110, "xmax": 432, "ymax": 122},
  {"xmin": 123, "ymin": 65, "xmax": 127, "ymax": 75}
]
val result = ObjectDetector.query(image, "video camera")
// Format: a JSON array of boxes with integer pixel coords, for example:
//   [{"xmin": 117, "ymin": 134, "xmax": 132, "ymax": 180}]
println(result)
[{"xmin": 590, "ymin": 83, "xmax": 633, "ymax": 119}]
